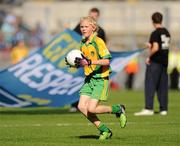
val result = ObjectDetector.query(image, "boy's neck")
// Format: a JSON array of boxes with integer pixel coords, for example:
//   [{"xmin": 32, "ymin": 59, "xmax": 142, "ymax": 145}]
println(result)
[
  {"xmin": 84, "ymin": 33, "xmax": 94, "ymax": 44},
  {"xmin": 83, "ymin": 37, "xmax": 90, "ymax": 44}
]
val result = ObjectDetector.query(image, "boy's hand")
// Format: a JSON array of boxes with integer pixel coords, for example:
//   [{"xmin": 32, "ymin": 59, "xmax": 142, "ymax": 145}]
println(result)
[{"xmin": 75, "ymin": 54, "xmax": 91, "ymax": 67}]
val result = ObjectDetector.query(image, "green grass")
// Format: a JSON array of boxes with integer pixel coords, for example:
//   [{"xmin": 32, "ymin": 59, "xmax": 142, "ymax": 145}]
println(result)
[{"xmin": 0, "ymin": 90, "xmax": 180, "ymax": 146}]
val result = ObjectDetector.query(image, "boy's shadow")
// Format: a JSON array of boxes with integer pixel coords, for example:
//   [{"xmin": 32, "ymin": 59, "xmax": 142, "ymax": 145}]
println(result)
[{"xmin": 77, "ymin": 135, "xmax": 99, "ymax": 139}]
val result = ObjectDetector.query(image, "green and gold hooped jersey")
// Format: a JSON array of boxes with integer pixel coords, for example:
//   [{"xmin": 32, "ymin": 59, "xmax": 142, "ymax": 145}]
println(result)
[{"xmin": 80, "ymin": 34, "xmax": 112, "ymax": 78}]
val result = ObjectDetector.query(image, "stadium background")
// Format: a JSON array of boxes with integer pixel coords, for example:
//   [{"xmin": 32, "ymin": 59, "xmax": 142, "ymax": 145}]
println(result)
[{"xmin": 0, "ymin": 1, "xmax": 180, "ymax": 146}]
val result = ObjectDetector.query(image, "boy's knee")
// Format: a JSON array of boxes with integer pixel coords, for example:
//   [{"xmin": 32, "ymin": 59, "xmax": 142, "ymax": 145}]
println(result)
[
  {"xmin": 78, "ymin": 104, "xmax": 86, "ymax": 112},
  {"xmin": 87, "ymin": 106, "xmax": 96, "ymax": 113}
]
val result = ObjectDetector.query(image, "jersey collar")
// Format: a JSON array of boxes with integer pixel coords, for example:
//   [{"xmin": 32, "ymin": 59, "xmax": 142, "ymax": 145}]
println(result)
[{"xmin": 82, "ymin": 33, "xmax": 97, "ymax": 45}]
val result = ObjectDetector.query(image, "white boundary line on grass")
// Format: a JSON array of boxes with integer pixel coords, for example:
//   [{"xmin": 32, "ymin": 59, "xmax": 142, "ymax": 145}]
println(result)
[{"xmin": 1, "ymin": 121, "xmax": 179, "ymax": 128}]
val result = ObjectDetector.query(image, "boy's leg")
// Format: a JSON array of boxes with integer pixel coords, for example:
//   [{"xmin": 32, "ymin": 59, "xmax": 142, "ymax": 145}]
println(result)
[
  {"xmin": 78, "ymin": 96, "xmax": 112, "ymax": 140},
  {"xmin": 78, "ymin": 95, "xmax": 90, "ymax": 116},
  {"xmin": 78, "ymin": 96, "xmax": 111, "ymax": 123},
  {"xmin": 89, "ymin": 77, "xmax": 126, "ymax": 128},
  {"xmin": 111, "ymin": 104, "xmax": 127, "ymax": 128},
  {"xmin": 87, "ymin": 112, "xmax": 112, "ymax": 140},
  {"xmin": 78, "ymin": 95, "xmax": 101, "ymax": 126},
  {"xmin": 98, "ymin": 123, "xmax": 112, "ymax": 140},
  {"xmin": 87, "ymin": 99, "xmax": 127, "ymax": 128},
  {"xmin": 87, "ymin": 98, "xmax": 112, "ymax": 114},
  {"xmin": 87, "ymin": 99, "xmax": 112, "ymax": 140}
]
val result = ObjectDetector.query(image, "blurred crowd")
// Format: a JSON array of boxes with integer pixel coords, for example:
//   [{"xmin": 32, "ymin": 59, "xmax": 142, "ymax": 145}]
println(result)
[{"xmin": 0, "ymin": 11, "xmax": 45, "ymax": 64}]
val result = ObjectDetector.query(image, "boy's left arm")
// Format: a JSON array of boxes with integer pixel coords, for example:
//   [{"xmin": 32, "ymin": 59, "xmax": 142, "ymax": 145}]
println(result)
[{"xmin": 91, "ymin": 59, "xmax": 110, "ymax": 66}]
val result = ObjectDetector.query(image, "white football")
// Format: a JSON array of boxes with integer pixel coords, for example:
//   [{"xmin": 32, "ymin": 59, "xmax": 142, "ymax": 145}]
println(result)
[{"xmin": 66, "ymin": 49, "xmax": 83, "ymax": 67}]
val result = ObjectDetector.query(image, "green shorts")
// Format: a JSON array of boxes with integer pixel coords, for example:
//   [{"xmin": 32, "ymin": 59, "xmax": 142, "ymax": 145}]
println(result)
[{"xmin": 79, "ymin": 77, "xmax": 109, "ymax": 101}]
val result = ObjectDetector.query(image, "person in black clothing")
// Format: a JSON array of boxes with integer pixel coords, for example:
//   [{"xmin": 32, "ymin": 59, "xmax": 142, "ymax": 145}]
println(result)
[
  {"xmin": 134, "ymin": 12, "xmax": 171, "ymax": 116},
  {"xmin": 74, "ymin": 7, "xmax": 106, "ymax": 43},
  {"xmin": 70, "ymin": 7, "xmax": 107, "ymax": 112}
]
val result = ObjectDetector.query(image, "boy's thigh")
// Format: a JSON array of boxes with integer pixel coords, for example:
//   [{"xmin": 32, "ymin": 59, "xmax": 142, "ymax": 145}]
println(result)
[
  {"xmin": 80, "ymin": 77, "xmax": 109, "ymax": 101},
  {"xmin": 78, "ymin": 95, "xmax": 91, "ymax": 107},
  {"xmin": 91, "ymin": 78, "xmax": 109, "ymax": 101}
]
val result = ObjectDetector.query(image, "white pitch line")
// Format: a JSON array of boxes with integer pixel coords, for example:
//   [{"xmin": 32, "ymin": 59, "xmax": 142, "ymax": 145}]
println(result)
[{"xmin": 0, "ymin": 121, "xmax": 179, "ymax": 128}]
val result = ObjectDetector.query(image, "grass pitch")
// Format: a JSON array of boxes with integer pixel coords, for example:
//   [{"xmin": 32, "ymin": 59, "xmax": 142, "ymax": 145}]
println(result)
[{"xmin": 0, "ymin": 90, "xmax": 180, "ymax": 146}]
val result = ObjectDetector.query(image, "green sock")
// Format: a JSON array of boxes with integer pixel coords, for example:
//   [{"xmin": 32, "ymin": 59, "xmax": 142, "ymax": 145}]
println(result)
[
  {"xmin": 98, "ymin": 123, "xmax": 110, "ymax": 132},
  {"xmin": 112, "ymin": 104, "xmax": 121, "ymax": 114}
]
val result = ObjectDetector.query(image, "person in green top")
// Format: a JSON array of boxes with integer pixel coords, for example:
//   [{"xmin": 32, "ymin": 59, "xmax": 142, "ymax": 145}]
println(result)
[{"xmin": 67, "ymin": 16, "xmax": 127, "ymax": 140}]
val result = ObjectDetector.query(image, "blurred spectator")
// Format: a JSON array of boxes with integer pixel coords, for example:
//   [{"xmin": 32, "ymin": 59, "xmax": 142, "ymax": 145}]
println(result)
[
  {"xmin": 1, "ymin": 13, "xmax": 17, "ymax": 47},
  {"xmin": 168, "ymin": 46, "xmax": 180, "ymax": 90},
  {"xmin": 15, "ymin": 16, "xmax": 31, "ymax": 43},
  {"xmin": 16, "ymin": 16, "xmax": 30, "ymax": 34},
  {"xmin": 74, "ymin": 7, "xmax": 106, "ymax": 43},
  {"xmin": 11, "ymin": 39, "xmax": 29, "ymax": 64},
  {"xmin": 28, "ymin": 25, "xmax": 44, "ymax": 53},
  {"xmin": 0, "ymin": 31, "xmax": 6, "ymax": 51},
  {"xmin": 0, "ymin": 9, "xmax": 6, "ymax": 28},
  {"xmin": 0, "ymin": 30, "xmax": 9, "ymax": 61},
  {"xmin": 134, "ymin": 12, "xmax": 171, "ymax": 116},
  {"xmin": 124, "ymin": 58, "xmax": 139, "ymax": 89},
  {"xmin": 35, "ymin": 22, "xmax": 45, "ymax": 41},
  {"xmin": 12, "ymin": 26, "xmax": 27, "ymax": 47}
]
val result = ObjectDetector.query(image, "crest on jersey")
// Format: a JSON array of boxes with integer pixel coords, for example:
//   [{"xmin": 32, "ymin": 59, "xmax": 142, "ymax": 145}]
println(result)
[{"xmin": 91, "ymin": 51, "xmax": 95, "ymax": 57}]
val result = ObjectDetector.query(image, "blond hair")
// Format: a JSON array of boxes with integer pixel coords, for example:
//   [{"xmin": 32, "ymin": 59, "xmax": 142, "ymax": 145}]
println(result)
[{"xmin": 80, "ymin": 16, "xmax": 99, "ymax": 32}]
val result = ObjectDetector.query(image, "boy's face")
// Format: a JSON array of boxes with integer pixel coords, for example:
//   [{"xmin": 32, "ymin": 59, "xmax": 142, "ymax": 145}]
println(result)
[{"xmin": 80, "ymin": 20, "xmax": 94, "ymax": 38}]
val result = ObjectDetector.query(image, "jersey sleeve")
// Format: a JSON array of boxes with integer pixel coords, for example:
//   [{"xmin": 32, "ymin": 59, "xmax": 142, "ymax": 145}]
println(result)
[
  {"xmin": 96, "ymin": 38, "xmax": 112, "ymax": 59},
  {"xmin": 149, "ymin": 30, "xmax": 159, "ymax": 43}
]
